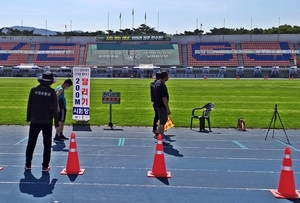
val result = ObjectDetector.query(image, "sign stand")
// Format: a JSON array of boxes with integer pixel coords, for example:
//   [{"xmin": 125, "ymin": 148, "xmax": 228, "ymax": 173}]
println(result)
[
  {"xmin": 102, "ymin": 89, "xmax": 121, "ymax": 129},
  {"xmin": 108, "ymin": 102, "xmax": 113, "ymax": 128}
]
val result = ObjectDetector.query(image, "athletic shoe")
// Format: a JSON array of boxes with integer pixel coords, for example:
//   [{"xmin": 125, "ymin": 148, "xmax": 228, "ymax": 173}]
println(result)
[
  {"xmin": 152, "ymin": 130, "xmax": 157, "ymax": 134},
  {"xmin": 42, "ymin": 166, "xmax": 50, "ymax": 172},
  {"xmin": 60, "ymin": 134, "xmax": 69, "ymax": 140},
  {"xmin": 53, "ymin": 135, "xmax": 64, "ymax": 143},
  {"xmin": 24, "ymin": 165, "xmax": 31, "ymax": 170},
  {"xmin": 162, "ymin": 138, "xmax": 170, "ymax": 145}
]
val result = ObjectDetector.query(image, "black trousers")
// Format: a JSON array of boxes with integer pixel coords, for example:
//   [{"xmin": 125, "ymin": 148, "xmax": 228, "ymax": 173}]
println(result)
[
  {"xmin": 25, "ymin": 123, "xmax": 53, "ymax": 168},
  {"xmin": 153, "ymin": 105, "xmax": 159, "ymax": 131}
]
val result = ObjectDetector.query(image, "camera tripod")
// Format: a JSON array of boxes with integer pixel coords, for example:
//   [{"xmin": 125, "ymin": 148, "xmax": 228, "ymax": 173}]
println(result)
[{"xmin": 265, "ymin": 104, "xmax": 290, "ymax": 144}]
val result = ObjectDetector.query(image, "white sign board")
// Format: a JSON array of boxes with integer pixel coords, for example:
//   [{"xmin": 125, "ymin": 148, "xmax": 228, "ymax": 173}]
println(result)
[
  {"xmin": 72, "ymin": 66, "xmax": 91, "ymax": 121},
  {"xmin": 102, "ymin": 92, "xmax": 121, "ymax": 104}
]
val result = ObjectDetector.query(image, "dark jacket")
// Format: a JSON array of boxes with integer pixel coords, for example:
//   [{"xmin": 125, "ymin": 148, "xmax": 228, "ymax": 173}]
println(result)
[
  {"xmin": 153, "ymin": 80, "xmax": 169, "ymax": 108},
  {"xmin": 150, "ymin": 79, "xmax": 157, "ymax": 103},
  {"xmin": 26, "ymin": 84, "xmax": 59, "ymax": 127}
]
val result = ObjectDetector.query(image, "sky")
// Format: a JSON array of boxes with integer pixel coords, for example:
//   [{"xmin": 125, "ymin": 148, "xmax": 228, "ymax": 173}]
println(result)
[{"xmin": 2, "ymin": 0, "xmax": 300, "ymax": 35}]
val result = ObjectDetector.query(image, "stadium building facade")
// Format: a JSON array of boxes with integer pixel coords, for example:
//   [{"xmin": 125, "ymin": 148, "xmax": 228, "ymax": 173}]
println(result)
[{"xmin": 0, "ymin": 34, "xmax": 299, "ymax": 78}]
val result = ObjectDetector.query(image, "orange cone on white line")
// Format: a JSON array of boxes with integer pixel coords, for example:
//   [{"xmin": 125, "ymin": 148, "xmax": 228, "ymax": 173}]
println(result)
[
  {"xmin": 147, "ymin": 134, "xmax": 171, "ymax": 178},
  {"xmin": 61, "ymin": 132, "xmax": 85, "ymax": 175},
  {"xmin": 270, "ymin": 147, "xmax": 300, "ymax": 199}
]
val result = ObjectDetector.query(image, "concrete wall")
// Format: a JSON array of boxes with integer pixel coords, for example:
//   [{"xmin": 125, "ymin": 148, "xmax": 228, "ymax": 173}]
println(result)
[{"xmin": 1, "ymin": 34, "xmax": 300, "ymax": 45}]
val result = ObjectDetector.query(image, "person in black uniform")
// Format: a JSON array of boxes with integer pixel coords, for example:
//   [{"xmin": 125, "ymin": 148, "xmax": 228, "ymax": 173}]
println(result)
[
  {"xmin": 25, "ymin": 72, "xmax": 59, "ymax": 172},
  {"xmin": 150, "ymin": 72, "xmax": 161, "ymax": 136},
  {"xmin": 154, "ymin": 71, "xmax": 170, "ymax": 144}
]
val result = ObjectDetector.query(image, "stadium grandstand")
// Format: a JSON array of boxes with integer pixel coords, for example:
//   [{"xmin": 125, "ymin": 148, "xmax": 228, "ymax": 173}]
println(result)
[
  {"xmin": 32, "ymin": 43, "xmax": 80, "ymax": 66},
  {"xmin": 0, "ymin": 42, "xmax": 31, "ymax": 66},
  {"xmin": 0, "ymin": 34, "xmax": 299, "ymax": 78},
  {"xmin": 187, "ymin": 42, "xmax": 238, "ymax": 67}
]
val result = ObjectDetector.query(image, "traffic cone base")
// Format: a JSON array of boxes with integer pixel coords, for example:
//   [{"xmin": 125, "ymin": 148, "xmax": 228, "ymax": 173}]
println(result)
[
  {"xmin": 61, "ymin": 168, "xmax": 85, "ymax": 175},
  {"xmin": 147, "ymin": 171, "xmax": 171, "ymax": 178},
  {"xmin": 270, "ymin": 190, "xmax": 300, "ymax": 199}
]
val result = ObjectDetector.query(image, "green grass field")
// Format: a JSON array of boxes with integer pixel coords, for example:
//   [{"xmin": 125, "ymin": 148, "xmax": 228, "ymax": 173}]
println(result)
[{"xmin": 1, "ymin": 78, "xmax": 299, "ymax": 129}]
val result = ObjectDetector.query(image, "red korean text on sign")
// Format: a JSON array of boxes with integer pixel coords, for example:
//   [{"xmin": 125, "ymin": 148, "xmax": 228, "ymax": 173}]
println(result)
[
  {"xmin": 82, "ymin": 98, "xmax": 89, "ymax": 105},
  {"xmin": 82, "ymin": 88, "xmax": 88, "ymax": 95},
  {"xmin": 82, "ymin": 78, "xmax": 89, "ymax": 86}
]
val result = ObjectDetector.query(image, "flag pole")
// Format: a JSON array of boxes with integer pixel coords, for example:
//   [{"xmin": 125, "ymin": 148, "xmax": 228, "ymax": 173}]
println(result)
[
  {"xmin": 223, "ymin": 17, "xmax": 225, "ymax": 41},
  {"xmin": 250, "ymin": 17, "xmax": 252, "ymax": 41},
  {"xmin": 144, "ymin": 12, "xmax": 147, "ymax": 34},
  {"xmin": 132, "ymin": 8, "xmax": 134, "ymax": 30},
  {"xmin": 157, "ymin": 11, "xmax": 159, "ymax": 32},
  {"xmin": 21, "ymin": 20, "xmax": 23, "ymax": 41},
  {"xmin": 119, "ymin": 12, "xmax": 122, "ymax": 30},
  {"xmin": 46, "ymin": 20, "xmax": 48, "ymax": 42},
  {"xmin": 278, "ymin": 17, "xmax": 280, "ymax": 40},
  {"xmin": 108, "ymin": 12, "xmax": 110, "ymax": 31}
]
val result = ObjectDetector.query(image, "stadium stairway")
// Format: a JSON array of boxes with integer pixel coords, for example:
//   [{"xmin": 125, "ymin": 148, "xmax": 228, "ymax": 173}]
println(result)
[
  {"xmin": 181, "ymin": 44, "xmax": 188, "ymax": 67},
  {"xmin": 236, "ymin": 43, "xmax": 244, "ymax": 66},
  {"xmin": 26, "ymin": 43, "xmax": 36, "ymax": 64},
  {"xmin": 79, "ymin": 44, "xmax": 85, "ymax": 65}
]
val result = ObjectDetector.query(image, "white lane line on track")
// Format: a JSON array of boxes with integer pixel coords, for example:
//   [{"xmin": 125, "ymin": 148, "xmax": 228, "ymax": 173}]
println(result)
[{"xmin": 0, "ymin": 181, "xmax": 277, "ymax": 191}]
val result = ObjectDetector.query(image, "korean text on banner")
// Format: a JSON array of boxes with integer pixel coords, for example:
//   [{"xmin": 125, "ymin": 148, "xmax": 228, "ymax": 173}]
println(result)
[{"xmin": 72, "ymin": 67, "xmax": 91, "ymax": 121}]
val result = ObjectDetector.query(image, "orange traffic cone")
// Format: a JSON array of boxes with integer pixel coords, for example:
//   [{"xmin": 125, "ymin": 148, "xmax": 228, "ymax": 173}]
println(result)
[
  {"xmin": 147, "ymin": 134, "xmax": 171, "ymax": 178},
  {"xmin": 61, "ymin": 132, "xmax": 85, "ymax": 175},
  {"xmin": 270, "ymin": 147, "xmax": 300, "ymax": 199},
  {"xmin": 237, "ymin": 118, "xmax": 246, "ymax": 131}
]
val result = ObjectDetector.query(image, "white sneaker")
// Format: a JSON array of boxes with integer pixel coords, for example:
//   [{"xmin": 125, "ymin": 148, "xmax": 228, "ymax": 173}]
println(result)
[{"xmin": 162, "ymin": 138, "xmax": 170, "ymax": 145}]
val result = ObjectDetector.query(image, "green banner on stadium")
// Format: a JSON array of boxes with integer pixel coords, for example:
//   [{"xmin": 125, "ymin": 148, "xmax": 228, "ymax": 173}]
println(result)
[
  {"xmin": 96, "ymin": 35, "xmax": 171, "ymax": 41},
  {"xmin": 86, "ymin": 43, "xmax": 180, "ymax": 66}
]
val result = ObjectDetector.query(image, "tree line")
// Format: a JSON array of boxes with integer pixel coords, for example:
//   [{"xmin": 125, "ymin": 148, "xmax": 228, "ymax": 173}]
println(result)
[{"xmin": 0, "ymin": 24, "xmax": 300, "ymax": 36}]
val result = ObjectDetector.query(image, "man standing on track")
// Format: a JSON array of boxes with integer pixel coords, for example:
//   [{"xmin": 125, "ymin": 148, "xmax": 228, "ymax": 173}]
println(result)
[
  {"xmin": 25, "ymin": 72, "xmax": 59, "ymax": 172},
  {"xmin": 153, "ymin": 71, "xmax": 170, "ymax": 145},
  {"xmin": 53, "ymin": 79, "xmax": 73, "ymax": 142},
  {"xmin": 150, "ymin": 72, "xmax": 161, "ymax": 137}
]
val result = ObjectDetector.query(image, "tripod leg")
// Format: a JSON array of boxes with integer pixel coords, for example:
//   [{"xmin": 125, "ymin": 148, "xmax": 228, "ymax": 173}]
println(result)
[
  {"xmin": 265, "ymin": 112, "xmax": 275, "ymax": 140},
  {"xmin": 276, "ymin": 112, "xmax": 290, "ymax": 144},
  {"xmin": 272, "ymin": 113, "xmax": 276, "ymax": 139}
]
